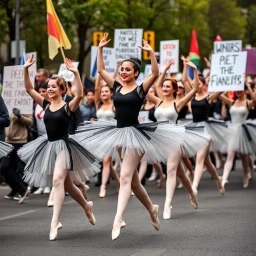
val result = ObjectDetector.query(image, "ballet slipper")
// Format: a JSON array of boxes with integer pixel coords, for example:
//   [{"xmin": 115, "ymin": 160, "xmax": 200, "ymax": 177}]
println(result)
[
  {"xmin": 112, "ymin": 215, "xmax": 123, "ymax": 240},
  {"xmin": 216, "ymin": 177, "xmax": 225, "ymax": 196},
  {"xmin": 49, "ymin": 222, "xmax": 62, "ymax": 241},
  {"xmin": 99, "ymin": 185, "xmax": 106, "ymax": 198},
  {"xmin": 163, "ymin": 204, "xmax": 172, "ymax": 220},
  {"xmin": 151, "ymin": 205, "xmax": 160, "ymax": 230},
  {"xmin": 190, "ymin": 191, "xmax": 198, "ymax": 209},
  {"xmin": 243, "ymin": 174, "xmax": 249, "ymax": 188},
  {"xmin": 85, "ymin": 201, "xmax": 96, "ymax": 225}
]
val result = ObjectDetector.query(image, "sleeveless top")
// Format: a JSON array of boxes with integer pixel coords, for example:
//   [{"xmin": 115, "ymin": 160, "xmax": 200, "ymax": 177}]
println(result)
[
  {"xmin": 43, "ymin": 99, "xmax": 71, "ymax": 141},
  {"xmin": 96, "ymin": 102, "xmax": 115, "ymax": 121},
  {"xmin": 178, "ymin": 105, "xmax": 188, "ymax": 120},
  {"xmin": 154, "ymin": 102, "xmax": 178, "ymax": 123},
  {"xmin": 191, "ymin": 96, "xmax": 209, "ymax": 122},
  {"xmin": 229, "ymin": 101, "xmax": 249, "ymax": 124},
  {"xmin": 113, "ymin": 81, "xmax": 146, "ymax": 128},
  {"xmin": 141, "ymin": 104, "xmax": 157, "ymax": 122}
]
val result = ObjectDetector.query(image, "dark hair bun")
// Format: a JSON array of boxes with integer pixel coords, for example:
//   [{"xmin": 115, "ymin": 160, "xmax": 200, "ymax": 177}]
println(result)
[{"xmin": 130, "ymin": 58, "xmax": 141, "ymax": 66}]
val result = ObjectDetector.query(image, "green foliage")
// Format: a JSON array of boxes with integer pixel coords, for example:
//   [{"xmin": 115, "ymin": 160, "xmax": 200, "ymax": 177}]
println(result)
[{"xmin": 245, "ymin": 5, "xmax": 256, "ymax": 47}]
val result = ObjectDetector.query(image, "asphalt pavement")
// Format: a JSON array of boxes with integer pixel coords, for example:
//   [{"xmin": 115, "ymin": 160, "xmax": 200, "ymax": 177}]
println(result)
[{"xmin": 0, "ymin": 161, "xmax": 255, "ymax": 256}]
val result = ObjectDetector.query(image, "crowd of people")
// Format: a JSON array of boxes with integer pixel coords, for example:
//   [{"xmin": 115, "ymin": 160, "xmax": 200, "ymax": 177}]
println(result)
[{"xmin": 0, "ymin": 33, "xmax": 255, "ymax": 241}]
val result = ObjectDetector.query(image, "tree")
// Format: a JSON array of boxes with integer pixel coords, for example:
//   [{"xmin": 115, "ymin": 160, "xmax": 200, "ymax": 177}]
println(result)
[
  {"xmin": 245, "ymin": 5, "xmax": 256, "ymax": 47},
  {"xmin": 208, "ymin": 0, "xmax": 246, "ymax": 42}
]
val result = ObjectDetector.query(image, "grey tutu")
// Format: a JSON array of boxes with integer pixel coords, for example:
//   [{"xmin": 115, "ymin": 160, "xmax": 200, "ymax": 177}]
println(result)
[
  {"xmin": 17, "ymin": 135, "xmax": 101, "ymax": 187},
  {"xmin": 223, "ymin": 119, "xmax": 256, "ymax": 154},
  {"xmin": 0, "ymin": 141, "xmax": 13, "ymax": 159},
  {"xmin": 75, "ymin": 119, "xmax": 185, "ymax": 164}
]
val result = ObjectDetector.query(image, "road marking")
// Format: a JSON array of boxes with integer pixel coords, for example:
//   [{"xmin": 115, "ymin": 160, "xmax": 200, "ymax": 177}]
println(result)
[{"xmin": 0, "ymin": 210, "xmax": 37, "ymax": 221}]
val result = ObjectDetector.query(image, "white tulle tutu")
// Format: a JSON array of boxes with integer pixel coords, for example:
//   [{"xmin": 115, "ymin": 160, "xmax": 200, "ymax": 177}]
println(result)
[
  {"xmin": 74, "ymin": 119, "xmax": 185, "ymax": 164},
  {"xmin": 223, "ymin": 119, "xmax": 256, "ymax": 154},
  {"xmin": 182, "ymin": 118, "xmax": 230, "ymax": 152},
  {"xmin": 0, "ymin": 141, "xmax": 13, "ymax": 159},
  {"xmin": 17, "ymin": 135, "xmax": 101, "ymax": 187}
]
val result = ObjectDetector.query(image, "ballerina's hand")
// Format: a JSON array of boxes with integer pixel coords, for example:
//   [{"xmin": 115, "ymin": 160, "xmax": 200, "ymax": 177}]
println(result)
[
  {"xmin": 98, "ymin": 33, "xmax": 111, "ymax": 48},
  {"xmin": 204, "ymin": 57, "xmax": 211, "ymax": 68},
  {"xmin": 138, "ymin": 39, "xmax": 153, "ymax": 52},
  {"xmin": 185, "ymin": 60, "xmax": 197, "ymax": 70},
  {"xmin": 65, "ymin": 58, "xmax": 78, "ymax": 73},
  {"xmin": 164, "ymin": 59, "xmax": 175, "ymax": 70},
  {"xmin": 24, "ymin": 55, "xmax": 35, "ymax": 68}
]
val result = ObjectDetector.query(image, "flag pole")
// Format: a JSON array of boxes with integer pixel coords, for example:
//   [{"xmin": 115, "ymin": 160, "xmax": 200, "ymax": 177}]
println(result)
[{"xmin": 60, "ymin": 47, "xmax": 66, "ymax": 61}]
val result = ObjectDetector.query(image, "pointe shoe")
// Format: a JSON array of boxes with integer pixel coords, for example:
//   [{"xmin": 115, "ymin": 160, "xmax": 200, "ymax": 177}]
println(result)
[
  {"xmin": 85, "ymin": 201, "xmax": 96, "ymax": 225},
  {"xmin": 47, "ymin": 200, "xmax": 54, "ymax": 207},
  {"xmin": 112, "ymin": 215, "xmax": 123, "ymax": 240},
  {"xmin": 243, "ymin": 175, "xmax": 249, "ymax": 188},
  {"xmin": 80, "ymin": 184, "xmax": 90, "ymax": 200},
  {"xmin": 148, "ymin": 171, "xmax": 158, "ymax": 181},
  {"xmin": 216, "ymin": 178, "xmax": 225, "ymax": 196},
  {"xmin": 131, "ymin": 191, "xmax": 135, "ymax": 196},
  {"xmin": 33, "ymin": 187, "xmax": 44, "ymax": 195},
  {"xmin": 49, "ymin": 222, "xmax": 62, "ymax": 241},
  {"xmin": 222, "ymin": 179, "xmax": 228, "ymax": 189},
  {"xmin": 163, "ymin": 205, "xmax": 172, "ymax": 220},
  {"xmin": 151, "ymin": 205, "xmax": 160, "ymax": 230},
  {"xmin": 43, "ymin": 187, "xmax": 51, "ymax": 194},
  {"xmin": 190, "ymin": 191, "xmax": 198, "ymax": 209},
  {"xmin": 99, "ymin": 185, "xmax": 106, "ymax": 198}
]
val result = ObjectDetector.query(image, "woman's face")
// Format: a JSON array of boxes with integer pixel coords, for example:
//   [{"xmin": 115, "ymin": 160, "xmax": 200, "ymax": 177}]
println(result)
[
  {"xmin": 235, "ymin": 90, "xmax": 245, "ymax": 98},
  {"xmin": 47, "ymin": 79, "xmax": 63, "ymax": 99},
  {"xmin": 38, "ymin": 88, "xmax": 48, "ymax": 99},
  {"xmin": 176, "ymin": 82, "xmax": 184, "ymax": 96},
  {"xmin": 198, "ymin": 79, "xmax": 205, "ymax": 92},
  {"xmin": 162, "ymin": 80, "xmax": 175, "ymax": 96},
  {"xmin": 148, "ymin": 88, "xmax": 156, "ymax": 96},
  {"xmin": 120, "ymin": 61, "xmax": 138, "ymax": 82},
  {"xmin": 100, "ymin": 86, "xmax": 112, "ymax": 100}
]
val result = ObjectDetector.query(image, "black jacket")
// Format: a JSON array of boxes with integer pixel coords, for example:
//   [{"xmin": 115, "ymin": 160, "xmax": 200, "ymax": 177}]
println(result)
[{"xmin": 0, "ymin": 95, "xmax": 10, "ymax": 141}]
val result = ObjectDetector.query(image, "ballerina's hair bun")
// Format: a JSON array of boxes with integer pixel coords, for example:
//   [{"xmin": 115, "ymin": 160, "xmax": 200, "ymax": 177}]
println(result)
[{"xmin": 122, "ymin": 58, "xmax": 141, "ymax": 79}]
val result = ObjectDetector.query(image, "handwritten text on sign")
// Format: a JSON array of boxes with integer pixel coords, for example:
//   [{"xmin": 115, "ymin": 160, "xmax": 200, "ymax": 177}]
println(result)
[
  {"xmin": 2, "ymin": 65, "xmax": 36, "ymax": 114},
  {"xmin": 208, "ymin": 52, "xmax": 247, "ymax": 92},
  {"xmin": 214, "ymin": 40, "xmax": 242, "ymax": 53},
  {"xmin": 114, "ymin": 29, "xmax": 143, "ymax": 61},
  {"xmin": 90, "ymin": 46, "xmax": 116, "ymax": 78},
  {"xmin": 160, "ymin": 40, "xmax": 179, "ymax": 73}
]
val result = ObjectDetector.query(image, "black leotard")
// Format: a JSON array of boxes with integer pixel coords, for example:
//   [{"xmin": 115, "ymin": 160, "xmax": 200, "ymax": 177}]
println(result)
[
  {"xmin": 113, "ymin": 81, "xmax": 146, "ymax": 128},
  {"xmin": 191, "ymin": 96, "xmax": 209, "ymax": 122},
  {"xmin": 177, "ymin": 105, "xmax": 188, "ymax": 120},
  {"xmin": 43, "ymin": 99, "xmax": 71, "ymax": 141}
]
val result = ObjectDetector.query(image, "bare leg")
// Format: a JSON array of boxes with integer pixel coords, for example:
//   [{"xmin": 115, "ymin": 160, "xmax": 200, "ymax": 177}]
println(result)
[
  {"xmin": 181, "ymin": 156, "xmax": 194, "ymax": 181},
  {"xmin": 70, "ymin": 172, "xmax": 89, "ymax": 199},
  {"xmin": 110, "ymin": 162, "xmax": 120, "ymax": 192},
  {"xmin": 153, "ymin": 162, "xmax": 165, "ymax": 188},
  {"xmin": 138, "ymin": 160, "xmax": 148, "ymax": 182},
  {"xmin": 248, "ymin": 155, "xmax": 254, "ymax": 180},
  {"xmin": 213, "ymin": 151, "xmax": 222, "ymax": 169},
  {"xmin": 163, "ymin": 150, "xmax": 181, "ymax": 219},
  {"xmin": 240, "ymin": 153, "xmax": 249, "ymax": 188},
  {"xmin": 222, "ymin": 151, "xmax": 236, "ymax": 187}
]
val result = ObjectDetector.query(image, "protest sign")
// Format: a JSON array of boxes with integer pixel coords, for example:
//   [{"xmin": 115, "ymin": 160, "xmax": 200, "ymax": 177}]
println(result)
[
  {"xmin": 114, "ymin": 29, "xmax": 143, "ymax": 61},
  {"xmin": 214, "ymin": 40, "xmax": 242, "ymax": 54},
  {"xmin": 144, "ymin": 64, "xmax": 151, "ymax": 78},
  {"xmin": 160, "ymin": 40, "xmax": 179, "ymax": 73},
  {"xmin": 138, "ymin": 111, "xmax": 149, "ymax": 123},
  {"xmin": 2, "ymin": 65, "xmax": 36, "ymax": 114},
  {"xmin": 58, "ymin": 62, "xmax": 79, "ymax": 82},
  {"xmin": 208, "ymin": 52, "xmax": 247, "ymax": 92},
  {"xmin": 90, "ymin": 46, "xmax": 116, "ymax": 78}
]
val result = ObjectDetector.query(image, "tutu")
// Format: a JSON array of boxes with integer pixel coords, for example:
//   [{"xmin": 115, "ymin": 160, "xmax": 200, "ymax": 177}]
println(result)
[
  {"xmin": 75, "ymin": 119, "xmax": 185, "ymax": 164},
  {"xmin": 181, "ymin": 126, "xmax": 211, "ymax": 157},
  {"xmin": 0, "ymin": 141, "xmax": 13, "ymax": 159},
  {"xmin": 182, "ymin": 118, "xmax": 230, "ymax": 152},
  {"xmin": 223, "ymin": 119, "xmax": 256, "ymax": 154},
  {"xmin": 18, "ymin": 135, "xmax": 101, "ymax": 187}
]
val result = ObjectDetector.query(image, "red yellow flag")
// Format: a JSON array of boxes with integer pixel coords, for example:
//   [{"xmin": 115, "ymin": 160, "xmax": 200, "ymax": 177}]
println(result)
[{"xmin": 46, "ymin": 0, "xmax": 71, "ymax": 59}]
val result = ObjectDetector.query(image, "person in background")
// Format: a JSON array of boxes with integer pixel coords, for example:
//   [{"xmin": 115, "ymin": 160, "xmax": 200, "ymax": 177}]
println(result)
[
  {"xmin": 36, "ymin": 68, "xmax": 50, "ymax": 91},
  {"xmin": 80, "ymin": 89, "xmax": 96, "ymax": 121}
]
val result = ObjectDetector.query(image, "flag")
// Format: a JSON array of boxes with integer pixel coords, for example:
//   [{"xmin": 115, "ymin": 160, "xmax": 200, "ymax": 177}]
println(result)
[
  {"xmin": 20, "ymin": 51, "xmax": 26, "ymax": 65},
  {"xmin": 215, "ymin": 35, "xmax": 222, "ymax": 42},
  {"xmin": 188, "ymin": 29, "xmax": 200, "ymax": 78},
  {"xmin": 46, "ymin": 0, "xmax": 71, "ymax": 60}
]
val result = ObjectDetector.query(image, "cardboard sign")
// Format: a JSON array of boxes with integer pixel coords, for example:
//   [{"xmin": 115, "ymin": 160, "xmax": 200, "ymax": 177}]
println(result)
[
  {"xmin": 160, "ymin": 40, "xmax": 179, "ymax": 73},
  {"xmin": 114, "ymin": 29, "xmax": 143, "ymax": 61},
  {"xmin": 208, "ymin": 52, "xmax": 247, "ymax": 92},
  {"xmin": 144, "ymin": 64, "xmax": 151, "ymax": 78},
  {"xmin": 138, "ymin": 111, "xmax": 149, "ymax": 123},
  {"xmin": 90, "ymin": 46, "xmax": 116, "ymax": 78},
  {"xmin": 214, "ymin": 40, "xmax": 242, "ymax": 54},
  {"xmin": 58, "ymin": 62, "xmax": 79, "ymax": 82},
  {"xmin": 2, "ymin": 65, "xmax": 36, "ymax": 114}
]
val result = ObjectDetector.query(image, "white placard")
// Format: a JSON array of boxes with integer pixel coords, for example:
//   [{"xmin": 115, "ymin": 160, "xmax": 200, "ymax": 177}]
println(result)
[
  {"xmin": 138, "ymin": 111, "xmax": 149, "ymax": 123},
  {"xmin": 144, "ymin": 64, "xmax": 151, "ymax": 78},
  {"xmin": 160, "ymin": 40, "xmax": 179, "ymax": 73},
  {"xmin": 58, "ymin": 62, "xmax": 79, "ymax": 82},
  {"xmin": 214, "ymin": 40, "xmax": 242, "ymax": 54},
  {"xmin": 208, "ymin": 52, "xmax": 247, "ymax": 92},
  {"xmin": 25, "ymin": 52, "xmax": 37, "ymax": 61},
  {"xmin": 114, "ymin": 29, "xmax": 143, "ymax": 61},
  {"xmin": 90, "ymin": 46, "xmax": 116, "ymax": 79},
  {"xmin": 2, "ymin": 65, "xmax": 36, "ymax": 114}
]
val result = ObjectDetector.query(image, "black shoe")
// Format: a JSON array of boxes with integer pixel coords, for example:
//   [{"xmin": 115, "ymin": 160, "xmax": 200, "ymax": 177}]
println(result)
[{"xmin": 4, "ymin": 191, "xmax": 16, "ymax": 200}]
